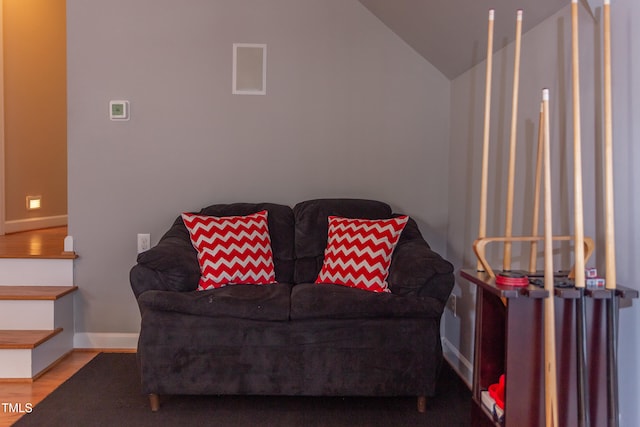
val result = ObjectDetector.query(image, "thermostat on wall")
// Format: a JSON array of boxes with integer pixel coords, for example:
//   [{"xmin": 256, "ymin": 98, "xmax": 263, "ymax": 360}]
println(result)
[{"xmin": 109, "ymin": 100, "xmax": 130, "ymax": 121}]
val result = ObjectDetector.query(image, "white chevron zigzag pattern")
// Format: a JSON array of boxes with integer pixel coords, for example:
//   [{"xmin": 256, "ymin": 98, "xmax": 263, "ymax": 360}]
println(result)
[
  {"xmin": 181, "ymin": 210, "xmax": 276, "ymax": 290},
  {"xmin": 316, "ymin": 215, "xmax": 408, "ymax": 293}
]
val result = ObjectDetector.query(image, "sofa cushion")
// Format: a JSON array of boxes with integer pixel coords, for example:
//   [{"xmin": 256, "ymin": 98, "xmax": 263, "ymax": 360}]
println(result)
[
  {"xmin": 315, "ymin": 215, "xmax": 408, "ymax": 293},
  {"xmin": 293, "ymin": 199, "xmax": 394, "ymax": 284},
  {"xmin": 182, "ymin": 211, "xmax": 277, "ymax": 290},
  {"xmin": 138, "ymin": 282, "xmax": 294, "ymax": 321},
  {"xmin": 290, "ymin": 283, "xmax": 443, "ymax": 320}
]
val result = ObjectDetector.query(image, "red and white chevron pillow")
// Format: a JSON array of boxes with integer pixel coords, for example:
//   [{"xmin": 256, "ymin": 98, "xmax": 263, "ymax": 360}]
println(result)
[
  {"xmin": 315, "ymin": 215, "xmax": 408, "ymax": 293},
  {"xmin": 181, "ymin": 210, "xmax": 277, "ymax": 290}
]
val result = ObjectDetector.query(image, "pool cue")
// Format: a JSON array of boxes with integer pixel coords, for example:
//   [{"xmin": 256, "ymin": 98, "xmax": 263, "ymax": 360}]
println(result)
[
  {"xmin": 477, "ymin": 9, "xmax": 495, "ymax": 272},
  {"xmin": 603, "ymin": 1, "xmax": 619, "ymax": 425},
  {"xmin": 529, "ymin": 103, "xmax": 544, "ymax": 273},
  {"xmin": 542, "ymin": 89, "xmax": 559, "ymax": 427},
  {"xmin": 503, "ymin": 10, "xmax": 523, "ymax": 273},
  {"xmin": 571, "ymin": 1, "xmax": 590, "ymax": 426}
]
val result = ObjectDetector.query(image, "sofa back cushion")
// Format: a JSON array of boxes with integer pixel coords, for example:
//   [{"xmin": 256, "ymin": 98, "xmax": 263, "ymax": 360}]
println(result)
[
  {"xmin": 182, "ymin": 211, "xmax": 277, "ymax": 290},
  {"xmin": 292, "ymin": 199, "xmax": 393, "ymax": 284},
  {"xmin": 315, "ymin": 215, "xmax": 408, "ymax": 293},
  {"xmin": 197, "ymin": 203, "xmax": 295, "ymax": 284}
]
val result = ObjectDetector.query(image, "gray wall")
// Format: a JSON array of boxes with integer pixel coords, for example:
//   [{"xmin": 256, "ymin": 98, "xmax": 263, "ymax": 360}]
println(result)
[
  {"xmin": 66, "ymin": 0, "xmax": 450, "ymax": 333},
  {"xmin": 446, "ymin": 1, "xmax": 640, "ymax": 425}
]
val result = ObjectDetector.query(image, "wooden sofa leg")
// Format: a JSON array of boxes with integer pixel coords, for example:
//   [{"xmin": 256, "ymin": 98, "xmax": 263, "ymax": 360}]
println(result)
[
  {"xmin": 417, "ymin": 396, "xmax": 427, "ymax": 413},
  {"xmin": 149, "ymin": 394, "xmax": 160, "ymax": 412}
]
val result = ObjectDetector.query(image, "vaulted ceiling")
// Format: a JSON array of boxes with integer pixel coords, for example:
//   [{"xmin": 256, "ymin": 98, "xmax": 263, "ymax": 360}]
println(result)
[{"xmin": 358, "ymin": 0, "xmax": 597, "ymax": 79}]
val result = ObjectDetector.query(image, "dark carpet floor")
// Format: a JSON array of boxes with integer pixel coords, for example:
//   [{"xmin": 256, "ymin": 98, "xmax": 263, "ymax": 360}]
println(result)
[{"xmin": 13, "ymin": 353, "xmax": 471, "ymax": 427}]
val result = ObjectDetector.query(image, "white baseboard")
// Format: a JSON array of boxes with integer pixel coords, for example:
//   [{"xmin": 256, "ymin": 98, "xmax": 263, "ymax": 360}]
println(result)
[
  {"xmin": 442, "ymin": 337, "xmax": 473, "ymax": 389},
  {"xmin": 4, "ymin": 215, "xmax": 68, "ymax": 234},
  {"xmin": 74, "ymin": 333, "xmax": 139, "ymax": 350}
]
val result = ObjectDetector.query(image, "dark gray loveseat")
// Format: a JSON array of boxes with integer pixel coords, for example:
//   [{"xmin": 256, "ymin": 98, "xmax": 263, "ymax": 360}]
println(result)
[{"xmin": 130, "ymin": 199, "xmax": 454, "ymax": 412}]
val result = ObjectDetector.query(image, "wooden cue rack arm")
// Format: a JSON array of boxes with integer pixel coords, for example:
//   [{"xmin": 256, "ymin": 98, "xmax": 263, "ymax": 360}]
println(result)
[
  {"xmin": 473, "ymin": 235, "xmax": 595, "ymax": 279},
  {"xmin": 461, "ymin": 269, "xmax": 638, "ymax": 427}
]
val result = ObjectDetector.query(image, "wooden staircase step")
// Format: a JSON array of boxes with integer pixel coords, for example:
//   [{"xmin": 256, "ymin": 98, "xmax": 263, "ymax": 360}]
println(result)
[
  {"xmin": 0, "ymin": 329, "xmax": 63, "ymax": 349},
  {"xmin": 0, "ymin": 258, "xmax": 75, "ymax": 286},
  {"xmin": 0, "ymin": 286, "xmax": 78, "ymax": 300},
  {"xmin": 0, "ymin": 228, "xmax": 77, "ymax": 380},
  {"xmin": 0, "ymin": 226, "xmax": 74, "ymax": 259},
  {"xmin": 0, "ymin": 252, "xmax": 77, "ymax": 260}
]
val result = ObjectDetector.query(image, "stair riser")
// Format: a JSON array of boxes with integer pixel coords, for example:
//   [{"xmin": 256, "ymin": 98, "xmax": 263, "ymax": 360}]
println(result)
[
  {"xmin": 0, "ymin": 296, "xmax": 73, "ymax": 330},
  {"xmin": 0, "ymin": 259, "xmax": 74, "ymax": 286},
  {"xmin": 0, "ymin": 330, "xmax": 71, "ymax": 379}
]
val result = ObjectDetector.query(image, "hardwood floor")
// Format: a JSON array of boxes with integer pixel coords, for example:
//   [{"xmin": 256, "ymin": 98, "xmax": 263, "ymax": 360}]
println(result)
[
  {"xmin": 0, "ymin": 351, "xmax": 100, "ymax": 426},
  {"xmin": 0, "ymin": 227, "xmax": 72, "ymax": 259}
]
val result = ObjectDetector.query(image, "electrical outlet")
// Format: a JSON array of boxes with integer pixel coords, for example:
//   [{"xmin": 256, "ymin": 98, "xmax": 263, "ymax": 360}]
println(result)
[
  {"xmin": 137, "ymin": 233, "xmax": 151, "ymax": 254},
  {"xmin": 447, "ymin": 294, "xmax": 457, "ymax": 317}
]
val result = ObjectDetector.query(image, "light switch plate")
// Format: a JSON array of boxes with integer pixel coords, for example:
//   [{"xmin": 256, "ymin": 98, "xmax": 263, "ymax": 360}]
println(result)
[{"xmin": 109, "ymin": 100, "xmax": 130, "ymax": 121}]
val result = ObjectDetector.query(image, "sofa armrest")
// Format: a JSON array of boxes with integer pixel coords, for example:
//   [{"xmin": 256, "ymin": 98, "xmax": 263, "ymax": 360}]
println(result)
[
  {"xmin": 388, "ymin": 225, "xmax": 454, "ymax": 305},
  {"xmin": 130, "ymin": 216, "xmax": 200, "ymax": 299},
  {"xmin": 130, "ymin": 263, "xmax": 200, "ymax": 299}
]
